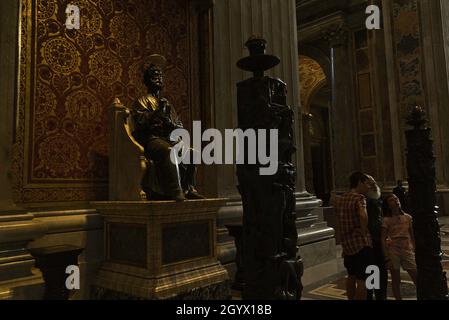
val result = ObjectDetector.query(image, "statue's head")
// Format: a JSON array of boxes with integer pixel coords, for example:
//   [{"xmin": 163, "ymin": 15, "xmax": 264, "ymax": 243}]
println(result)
[
  {"xmin": 143, "ymin": 54, "xmax": 167, "ymax": 92},
  {"xmin": 144, "ymin": 64, "xmax": 163, "ymax": 91}
]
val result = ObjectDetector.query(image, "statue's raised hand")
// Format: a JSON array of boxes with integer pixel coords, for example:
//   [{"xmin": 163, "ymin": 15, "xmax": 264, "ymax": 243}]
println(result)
[{"xmin": 159, "ymin": 98, "xmax": 171, "ymax": 114}]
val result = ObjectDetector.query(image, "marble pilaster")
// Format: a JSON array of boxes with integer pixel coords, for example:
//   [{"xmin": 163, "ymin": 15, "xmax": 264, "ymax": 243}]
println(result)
[
  {"xmin": 419, "ymin": 0, "xmax": 449, "ymax": 199},
  {"xmin": 382, "ymin": 0, "xmax": 449, "ymax": 214},
  {"xmin": 298, "ymin": 13, "xmax": 360, "ymax": 193},
  {"xmin": 0, "ymin": 0, "xmax": 47, "ymax": 300},
  {"xmin": 323, "ymin": 16, "xmax": 359, "ymax": 192},
  {"xmin": 381, "ymin": 0, "xmax": 405, "ymax": 185},
  {"xmin": 0, "ymin": 0, "xmax": 19, "ymax": 210},
  {"xmin": 213, "ymin": 0, "xmax": 335, "ymax": 275}
]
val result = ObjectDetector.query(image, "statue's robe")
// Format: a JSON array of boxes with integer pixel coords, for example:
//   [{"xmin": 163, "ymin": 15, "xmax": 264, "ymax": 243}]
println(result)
[
  {"xmin": 131, "ymin": 94, "xmax": 183, "ymax": 147},
  {"xmin": 129, "ymin": 94, "xmax": 192, "ymax": 198}
]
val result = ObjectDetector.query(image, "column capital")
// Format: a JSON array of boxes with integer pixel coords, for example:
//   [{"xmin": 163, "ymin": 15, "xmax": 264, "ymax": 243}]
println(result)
[
  {"xmin": 322, "ymin": 25, "xmax": 349, "ymax": 48},
  {"xmin": 191, "ymin": 0, "xmax": 214, "ymax": 13}
]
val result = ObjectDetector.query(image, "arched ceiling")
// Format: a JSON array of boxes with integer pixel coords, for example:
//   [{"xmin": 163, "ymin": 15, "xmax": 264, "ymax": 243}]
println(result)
[{"xmin": 299, "ymin": 54, "xmax": 327, "ymax": 113}]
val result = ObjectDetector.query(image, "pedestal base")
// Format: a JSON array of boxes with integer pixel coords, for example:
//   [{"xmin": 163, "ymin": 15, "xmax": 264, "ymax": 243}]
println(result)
[
  {"xmin": 91, "ymin": 200, "xmax": 230, "ymax": 300},
  {"xmin": 296, "ymin": 194, "xmax": 336, "ymax": 269},
  {"xmin": 0, "ymin": 274, "xmax": 45, "ymax": 300},
  {"xmin": 0, "ymin": 207, "xmax": 47, "ymax": 300},
  {"xmin": 222, "ymin": 193, "xmax": 337, "ymax": 293},
  {"xmin": 92, "ymin": 277, "xmax": 231, "ymax": 300}
]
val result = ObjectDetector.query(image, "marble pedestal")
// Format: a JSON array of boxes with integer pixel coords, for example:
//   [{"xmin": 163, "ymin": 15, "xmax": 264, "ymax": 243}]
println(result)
[
  {"xmin": 91, "ymin": 199, "xmax": 230, "ymax": 300},
  {"xmin": 295, "ymin": 193, "xmax": 336, "ymax": 269}
]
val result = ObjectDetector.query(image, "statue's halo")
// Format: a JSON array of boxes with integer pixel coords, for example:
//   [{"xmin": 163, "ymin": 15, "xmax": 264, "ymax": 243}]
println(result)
[{"xmin": 144, "ymin": 54, "xmax": 167, "ymax": 70}]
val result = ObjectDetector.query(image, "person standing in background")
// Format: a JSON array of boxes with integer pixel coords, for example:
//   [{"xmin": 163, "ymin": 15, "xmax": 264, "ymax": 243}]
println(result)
[
  {"xmin": 393, "ymin": 180, "xmax": 409, "ymax": 213},
  {"xmin": 381, "ymin": 194, "xmax": 417, "ymax": 300},
  {"xmin": 365, "ymin": 175, "xmax": 388, "ymax": 300},
  {"xmin": 335, "ymin": 172, "xmax": 373, "ymax": 300}
]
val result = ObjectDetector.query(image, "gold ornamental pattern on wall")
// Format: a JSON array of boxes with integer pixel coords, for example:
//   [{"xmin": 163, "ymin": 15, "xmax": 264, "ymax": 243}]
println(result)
[
  {"xmin": 88, "ymin": 49, "xmax": 123, "ymax": 84},
  {"xmin": 391, "ymin": 0, "xmax": 426, "ymax": 117},
  {"xmin": 41, "ymin": 38, "xmax": 81, "ymax": 74},
  {"xmin": 13, "ymin": 0, "xmax": 192, "ymax": 203}
]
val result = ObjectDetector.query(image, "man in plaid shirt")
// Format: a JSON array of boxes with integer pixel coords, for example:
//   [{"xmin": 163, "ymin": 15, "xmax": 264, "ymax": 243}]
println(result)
[{"xmin": 335, "ymin": 172, "xmax": 373, "ymax": 300}]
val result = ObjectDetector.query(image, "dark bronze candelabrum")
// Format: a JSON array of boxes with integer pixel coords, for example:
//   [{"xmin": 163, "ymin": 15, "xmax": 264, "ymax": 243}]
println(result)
[
  {"xmin": 406, "ymin": 106, "xmax": 448, "ymax": 300},
  {"xmin": 235, "ymin": 37, "xmax": 303, "ymax": 300}
]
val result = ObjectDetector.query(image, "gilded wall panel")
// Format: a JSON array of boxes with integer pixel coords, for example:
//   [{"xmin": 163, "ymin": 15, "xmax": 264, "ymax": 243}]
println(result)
[
  {"xmin": 392, "ymin": 0, "xmax": 426, "ymax": 116},
  {"xmin": 13, "ymin": 0, "xmax": 191, "ymax": 203}
]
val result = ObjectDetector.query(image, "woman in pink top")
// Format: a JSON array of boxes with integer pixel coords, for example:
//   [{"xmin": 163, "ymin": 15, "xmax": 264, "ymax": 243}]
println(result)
[{"xmin": 381, "ymin": 194, "xmax": 417, "ymax": 300}]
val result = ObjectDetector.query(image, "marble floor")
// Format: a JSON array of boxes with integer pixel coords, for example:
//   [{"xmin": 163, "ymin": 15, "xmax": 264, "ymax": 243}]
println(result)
[
  {"xmin": 231, "ymin": 254, "xmax": 347, "ymax": 300},
  {"xmin": 230, "ymin": 217, "xmax": 449, "ymax": 300},
  {"xmin": 302, "ymin": 216, "xmax": 449, "ymax": 300}
]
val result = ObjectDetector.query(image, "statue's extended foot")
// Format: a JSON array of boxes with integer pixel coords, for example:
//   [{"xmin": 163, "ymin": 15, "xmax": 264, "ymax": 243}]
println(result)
[{"xmin": 185, "ymin": 188, "xmax": 206, "ymax": 200}]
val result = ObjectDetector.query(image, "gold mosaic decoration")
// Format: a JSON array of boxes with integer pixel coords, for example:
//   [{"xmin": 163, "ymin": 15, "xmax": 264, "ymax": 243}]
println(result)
[{"xmin": 299, "ymin": 55, "xmax": 326, "ymax": 112}]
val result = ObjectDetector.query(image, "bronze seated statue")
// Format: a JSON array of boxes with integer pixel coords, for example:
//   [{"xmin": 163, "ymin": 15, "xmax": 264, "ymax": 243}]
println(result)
[{"xmin": 128, "ymin": 55, "xmax": 204, "ymax": 202}]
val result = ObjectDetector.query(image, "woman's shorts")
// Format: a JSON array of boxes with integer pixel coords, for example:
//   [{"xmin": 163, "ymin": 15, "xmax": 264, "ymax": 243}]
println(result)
[{"xmin": 390, "ymin": 251, "xmax": 416, "ymax": 270}]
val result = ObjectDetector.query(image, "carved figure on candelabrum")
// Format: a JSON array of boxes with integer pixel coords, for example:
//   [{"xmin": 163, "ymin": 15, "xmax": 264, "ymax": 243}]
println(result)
[
  {"xmin": 130, "ymin": 54, "xmax": 204, "ymax": 201},
  {"xmin": 236, "ymin": 37, "xmax": 303, "ymax": 300}
]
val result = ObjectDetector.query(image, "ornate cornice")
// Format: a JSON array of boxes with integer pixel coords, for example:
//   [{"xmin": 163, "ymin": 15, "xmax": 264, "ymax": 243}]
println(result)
[{"xmin": 298, "ymin": 11, "xmax": 346, "ymax": 44}]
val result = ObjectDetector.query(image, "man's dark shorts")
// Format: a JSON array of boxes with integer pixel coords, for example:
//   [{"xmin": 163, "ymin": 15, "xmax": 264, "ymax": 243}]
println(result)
[{"xmin": 344, "ymin": 247, "xmax": 373, "ymax": 280}]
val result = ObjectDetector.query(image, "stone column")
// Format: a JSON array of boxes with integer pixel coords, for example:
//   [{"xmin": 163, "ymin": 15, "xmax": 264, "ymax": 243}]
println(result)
[
  {"xmin": 0, "ymin": 0, "xmax": 46, "ymax": 299},
  {"xmin": 213, "ymin": 0, "xmax": 334, "ymax": 274},
  {"xmin": 323, "ymin": 20, "xmax": 359, "ymax": 192}
]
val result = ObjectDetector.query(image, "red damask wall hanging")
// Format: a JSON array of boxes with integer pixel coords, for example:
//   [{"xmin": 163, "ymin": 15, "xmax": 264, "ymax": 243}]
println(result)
[{"xmin": 13, "ymin": 0, "xmax": 192, "ymax": 203}]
